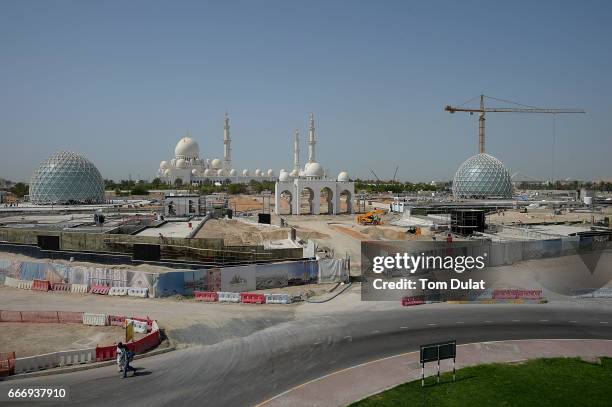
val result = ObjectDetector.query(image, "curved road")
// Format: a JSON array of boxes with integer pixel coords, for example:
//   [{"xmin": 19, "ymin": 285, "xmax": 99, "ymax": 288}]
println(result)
[{"xmin": 2, "ymin": 302, "xmax": 612, "ymax": 406}]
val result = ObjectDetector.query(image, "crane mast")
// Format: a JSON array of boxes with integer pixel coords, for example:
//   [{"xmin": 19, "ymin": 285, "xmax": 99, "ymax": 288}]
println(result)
[{"xmin": 445, "ymin": 94, "xmax": 585, "ymax": 154}]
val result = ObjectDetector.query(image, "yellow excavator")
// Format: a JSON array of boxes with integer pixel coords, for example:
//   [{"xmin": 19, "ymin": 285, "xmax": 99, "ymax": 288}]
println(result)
[{"xmin": 356, "ymin": 209, "xmax": 386, "ymax": 226}]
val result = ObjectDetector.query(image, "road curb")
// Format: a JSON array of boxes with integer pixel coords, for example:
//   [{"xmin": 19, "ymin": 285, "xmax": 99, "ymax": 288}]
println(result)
[{"xmin": 0, "ymin": 342, "xmax": 176, "ymax": 381}]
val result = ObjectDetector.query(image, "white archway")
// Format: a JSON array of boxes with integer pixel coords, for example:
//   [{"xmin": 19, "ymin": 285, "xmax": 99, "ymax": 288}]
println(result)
[{"xmin": 339, "ymin": 190, "xmax": 353, "ymax": 214}]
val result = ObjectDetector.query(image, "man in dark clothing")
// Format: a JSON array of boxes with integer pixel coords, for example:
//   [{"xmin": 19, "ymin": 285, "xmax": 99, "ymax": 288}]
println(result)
[{"xmin": 120, "ymin": 344, "xmax": 137, "ymax": 378}]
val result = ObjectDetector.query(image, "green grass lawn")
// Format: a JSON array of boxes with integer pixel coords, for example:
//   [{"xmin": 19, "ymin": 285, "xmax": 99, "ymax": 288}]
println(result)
[{"xmin": 350, "ymin": 358, "xmax": 612, "ymax": 407}]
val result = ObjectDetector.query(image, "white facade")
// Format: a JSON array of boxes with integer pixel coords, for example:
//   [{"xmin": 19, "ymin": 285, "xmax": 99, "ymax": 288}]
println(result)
[
  {"xmin": 274, "ymin": 114, "xmax": 354, "ymax": 215},
  {"xmin": 158, "ymin": 115, "xmax": 274, "ymax": 185}
]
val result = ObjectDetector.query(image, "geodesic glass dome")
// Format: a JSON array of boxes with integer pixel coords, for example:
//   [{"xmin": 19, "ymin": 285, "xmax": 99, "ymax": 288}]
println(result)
[
  {"xmin": 29, "ymin": 151, "xmax": 105, "ymax": 204},
  {"xmin": 452, "ymin": 153, "xmax": 512, "ymax": 199}
]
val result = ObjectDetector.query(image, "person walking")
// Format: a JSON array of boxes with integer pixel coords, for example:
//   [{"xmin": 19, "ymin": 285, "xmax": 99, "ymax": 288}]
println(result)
[
  {"xmin": 120, "ymin": 344, "xmax": 137, "ymax": 378},
  {"xmin": 116, "ymin": 342, "xmax": 123, "ymax": 373}
]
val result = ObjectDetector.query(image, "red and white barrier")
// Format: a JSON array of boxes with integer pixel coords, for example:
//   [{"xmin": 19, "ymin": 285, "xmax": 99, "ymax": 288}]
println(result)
[
  {"xmin": 240, "ymin": 292, "xmax": 266, "ymax": 304},
  {"xmin": 32, "ymin": 279, "xmax": 51, "ymax": 292},
  {"xmin": 194, "ymin": 291, "xmax": 218, "ymax": 302},
  {"xmin": 90, "ymin": 285, "xmax": 110, "ymax": 295},
  {"xmin": 82, "ymin": 313, "xmax": 108, "ymax": 326},
  {"xmin": 51, "ymin": 282, "xmax": 71, "ymax": 292}
]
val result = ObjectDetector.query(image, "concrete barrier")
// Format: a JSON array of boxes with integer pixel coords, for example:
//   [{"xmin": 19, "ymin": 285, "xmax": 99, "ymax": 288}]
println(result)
[
  {"xmin": 3, "ymin": 277, "xmax": 20, "ymax": 288},
  {"xmin": 82, "ymin": 313, "xmax": 108, "ymax": 326},
  {"xmin": 218, "ymin": 291, "xmax": 241, "ymax": 303},
  {"xmin": 126, "ymin": 319, "xmax": 148, "ymax": 334},
  {"xmin": 264, "ymin": 293, "xmax": 292, "ymax": 304},
  {"xmin": 108, "ymin": 287, "xmax": 128, "ymax": 296},
  {"xmin": 127, "ymin": 287, "xmax": 148, "ymax": 298},
  {"xmin": 17, "ymin": 280, "xmax": 33, "ymax": 290},
  {"xmin": 57, "ymin": 348, "xmax": 96, "ymax": 367},
  {"xmin": 14, "ymin": 352, "xmax": 59, "ymax": 374},
  {"xmin": 70, "ymin": 284, "xmax": 89, "ymax": 294}
]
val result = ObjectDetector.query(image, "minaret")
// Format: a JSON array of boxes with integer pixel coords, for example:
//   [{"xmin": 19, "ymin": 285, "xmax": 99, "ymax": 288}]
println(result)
[
  {"xmin": 293, "ymin": 129, "xmax": 300, "ymax": 174},
  {"xmin": 223, "ymin": 112, "xmax": 231, "ymax": 171},
  {"xmin": 307, "ymin": 113, "xmax": 316, "ymax": 163}
]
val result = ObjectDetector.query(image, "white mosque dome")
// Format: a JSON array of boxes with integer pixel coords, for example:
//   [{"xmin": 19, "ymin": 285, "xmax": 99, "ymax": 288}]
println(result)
[
  {"xmin": 217, "ymin": 169, "xmax": 226, "ymax": 177},
  {"xmin": 176, "ymin": 158, "xmax": 188, "ymax": 169},
  {"xmin": 160, "ymin": 160, "xmax": 169, "ymax": 170},
  {"xmin": 267, "ymin": 169, "xmax": 274, "ymax": 177},
  {"xmin": 280, "ymin": 169, "xmax": 286, "ymax": 173},
  {"xmin": 304, "ymin": 162, "xmax": 311, "ymax": 171},
  {"xmin": 289, "ymin": 169, "xmax": 299, "ymax": 177},
  {"xmin": 191, "ymin": 169, "xmax": 199, "ymax": 176},
  {"xmin": 229, "ymin": 169, "xmax": 237, "ymax": 176},
  {"xmin": 337, "ymin": 171, "xmax": 350, "ymax": 182},
  {"xmin": 203, "ymin": 169, "xmax": 213, "ymax": 176},
  {"xmin": 255, "ymin": 168, "xmax": 262, "ymax": 176},
  {"xmin": 211, "ymin": 158, "xmax": 222, "ymax": 169},
  {"xmin": 279, "ymin": 171, "xmax": 290, "ymax": 182},
  {"xmin": 243, "ymin": 169, "xmax": 249, "ymax": 176},
  {"xmin": 175, "ymin": 137, "xmax": 199, "ymax": 159},
  {"xmin": 305, "ymin": 162, "xmax": 324, "ymax": 178},
  {"xmin": 164, "ymin": 169, "xmax": 171, "ymax": 176}
]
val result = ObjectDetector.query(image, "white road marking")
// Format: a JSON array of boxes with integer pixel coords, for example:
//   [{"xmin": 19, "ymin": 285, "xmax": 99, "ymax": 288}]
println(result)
[
  {"xmin": 569, "ymin": 321, "xmax": 578, "ymax": 323},
  {"xmin": 343, "ymin": 336, "xmax": 352, "ymax": 341},
  {"xmin": 371, "ymin": 330, "xmax": 380, "ymax": 334},
  {"xmin": 427, "ymin": 323, "xmax": 437, "ymax": 326},
  {"xmin": 484, "ymin": 321, "xmax": 493, "ymax": 323},
  {"xmin": 539, "ymin": 320, "xmax": 549, "ymax": 322},
  {"xmin": 456, "ymin": 321, "xmax": 464, "ymax": 324},
  {"xmin": 313, "ymin": 341, "xmax": 322, "ymax": 345},
  {"xmin": 400, "ymin": 326, "xmax": 408, "ymax": 329},
  {"xmin": 600, "ymin": 322, "xmax": 609, "ymax": 324},
  {"xmin": 512, "ymin": 320, "xmax": 520, "ymax": 322}
]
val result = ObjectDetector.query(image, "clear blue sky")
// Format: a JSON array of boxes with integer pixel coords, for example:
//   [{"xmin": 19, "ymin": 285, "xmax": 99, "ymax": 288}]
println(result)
[{"xmin": 1, "ymin": 0, "xmax": 610, "ymax": 182}]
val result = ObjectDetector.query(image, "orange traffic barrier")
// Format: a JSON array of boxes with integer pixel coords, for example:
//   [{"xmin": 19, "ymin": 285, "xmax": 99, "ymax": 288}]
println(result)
[
  {"xmin": 109, "ymin": 315, "xmax": 126, "ymax": 327},
  {"xmin": 32, "ymin": 279, "xmax": 51, "ymax": 292},
  {"xmin": 90, "ymin": 285, "xmax": 110, "ymax": 295}
]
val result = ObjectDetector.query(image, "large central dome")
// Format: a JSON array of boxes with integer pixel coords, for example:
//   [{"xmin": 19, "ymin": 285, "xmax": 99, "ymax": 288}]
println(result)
[
  {"xmin": 29, "ymin": 151, "xmax": 105, "ymax": 204},
  {"xmin": 175, "ymin": 137, "xmax": 199, "ymax": 159},
  {"xmin": 452, "ymin": 153, "xmax": 512, "ymax": 199}
]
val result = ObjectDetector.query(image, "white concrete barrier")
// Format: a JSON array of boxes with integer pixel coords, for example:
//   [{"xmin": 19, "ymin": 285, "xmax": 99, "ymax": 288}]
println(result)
[
  {"xmin": 152, "ymin": 320, "xmax": 159, "ymax": 332},
  {"xmin": 17, "ymin": 280, "xmax": 33, "ymax": 290},
  {"xmin": 126, "ymin": 319, "xmax": 148, "ymax": 334},
  {"xmin": 264, "ymin": 293, "xmax": 292, "ymax": 304},
  {"xmin": 82, "ymin": 313, "xmax": 108, "ymax": 326},
  {"xmin": 127, "ymin": 287, "xmax": 148, "ymax": 298},
  {"xmin": 3, "ymin": 276, "xmax": 20, "ymax": 288},
  {"xmin": 57, "ymin": 348, "xmax": 96, "ymax": 366},
  {"xmin": 108, "ymin": 287, "xmax": 128, "ymax": 296},
  {"xmin": 218, "ymin": 291, "xmax": 241, "ymax": 303},
  {"xmin": 70, "ymin": 283, "xmax": 89, "ymax": 294},
  {"xmin": 14, "ymin": 352, "xmax": 59, "ymax": 374}
]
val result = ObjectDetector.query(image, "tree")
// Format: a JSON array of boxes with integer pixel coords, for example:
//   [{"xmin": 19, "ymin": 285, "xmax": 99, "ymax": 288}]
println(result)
[
  {"xmin": 10, "ymin": 182, "xmax": 28, "ymax": 198},
  {"xmin": 130, "ymin": 184, "xmax": 149, "ymax": 196}
]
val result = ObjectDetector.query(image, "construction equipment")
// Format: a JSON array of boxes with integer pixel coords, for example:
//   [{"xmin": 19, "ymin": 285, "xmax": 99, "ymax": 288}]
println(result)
[
  {"xmin": 392, "ymin": 165, "xmax": 399, "ymax": 183},
  {"xmin": 369, "ymin": 169, "xmax": 381, "ymax": 182},
  {"xmin": 356, "ymin": 209, "xmax": 386, "ymax": 226},
  {"xmin": 445, "ymin": 95, "xmax": 585, "ymax": 154}
]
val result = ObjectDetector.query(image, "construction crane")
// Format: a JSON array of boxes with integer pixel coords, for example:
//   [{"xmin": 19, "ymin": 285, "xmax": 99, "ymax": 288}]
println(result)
[
  {"xmin": 445, "ymin": 94, "xmax": 585, "ymax": 154},
  {"xmin": 392, "ymin": 165, "xmax": 399, "ymax": 183},
  {"xmin": 369, "ymin": 169, "xmax": 381, "ymax": 182}
]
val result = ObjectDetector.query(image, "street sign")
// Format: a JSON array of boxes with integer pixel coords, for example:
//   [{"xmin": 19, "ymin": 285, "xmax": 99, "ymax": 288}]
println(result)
[{"xmin": 419, "ymin": 340, "xmax": 456, "ymax": 386}]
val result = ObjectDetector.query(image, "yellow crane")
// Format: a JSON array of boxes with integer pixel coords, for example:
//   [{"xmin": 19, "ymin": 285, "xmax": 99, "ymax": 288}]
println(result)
[{"xmin": 445, "ymin": 94, "xmax": 585, "ymax": 154}]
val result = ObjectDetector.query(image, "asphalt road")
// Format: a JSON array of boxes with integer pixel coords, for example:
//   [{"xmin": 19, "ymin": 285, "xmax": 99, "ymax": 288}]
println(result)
[{"xmin": 2, "ymin": 302, "xmax": 612, "ymax": 407}]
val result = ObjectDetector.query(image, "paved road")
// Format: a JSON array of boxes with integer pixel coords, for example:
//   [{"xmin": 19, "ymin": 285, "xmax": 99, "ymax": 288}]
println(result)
[{"xmin": 2, "ymin": 302, "xmax": 612, "ymax": 406}]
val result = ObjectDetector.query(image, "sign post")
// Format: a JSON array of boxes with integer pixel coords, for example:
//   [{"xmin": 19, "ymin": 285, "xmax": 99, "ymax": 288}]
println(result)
[{"xmin": 419, "ymin": 340, "xmax": 456, "ymax": 387}]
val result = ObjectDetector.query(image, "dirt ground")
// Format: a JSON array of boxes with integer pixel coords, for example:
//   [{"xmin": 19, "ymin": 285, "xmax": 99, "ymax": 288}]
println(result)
[
  {"xmin": 0, "ymin": 322, "xmax": 145, "ymax": 357},
  {"xmin": 487, "ymin": 208, "xmax": 610, "ymax": 225}
]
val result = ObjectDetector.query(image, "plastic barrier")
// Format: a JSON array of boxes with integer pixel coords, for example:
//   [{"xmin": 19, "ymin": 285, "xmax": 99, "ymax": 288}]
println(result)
[
  {"xmin": 194, "ymin": 291, "xmax": 219, "ymax": 302},
  {"xmin": 108, "ymin": 287, "xmax": 128, "ymax": 296},
  {"xmin": 17, "ymin": 280, "xmax": 33, "ymax": 290},
  {"xmin": 218, "ymin": 291, "xmax": 241, "ymax": 303},
  {"xmin": 129, "ymin": 329, "xmax": 162, "ymax": 354},
  {"xmin": 57, "ymin": 348, "xmax": 96, "ymax": 367},
  {"xmin": 130, "ymin": 316, "xmax": 153, "ymax": 331},
  {"xmin": 20, "ymin": 311, "xmax": 60, "ymax": 323},
  {"xmin": 90, "ymin": 285, "xmax": 110, "ymax": 295},
  {"xmin": 264, "ymin": 293, "xmax": 292, "ymax": 304},
  {"xmin": 32, "ymin": 279, "xmax": 51, "ymax": 292},
  {"xmin": 493, "ymin": 289, "xmax": 542, "ymax": 300},
  {"xmin": 0, "ymin": 310, "xmax": 23, "ymax": 322},
  {"xmin": 51, "ymin": 282, "xmax": 71, "ymax": 292},
  {"xmin": 401, "ymin": 296, "xmax": 426, "ymax": 306},
  {"xmin": 127, "ymin": 287, "xmax": 149, "ymax": 298},
  {"xmin": 14, "ymin": 352, "xmax": 59, "ymax": 374},
  {"xmin": 3, "ymin": 277, "xmax": 20, "ymax": 288},
  {"xmin": 109, "ymin": 315, "xmax": 126, "ymax": 327},
  {"xmin": 0, "ymin": 352, "xmax": 15, "ymax": 377},
  {"xmin": 95, "ymin": 345, "xmax": 117, "ymax": 362},
  {"xmin": 57, "ymin": 311, "xmax": 84, "ymax": 324},
  {"xmin": 240, "ymin": 292, "xmax": 266, "ymax": 304},
  {"xmin": 70, "ymin": 284, "xmax": 89, "ymax": 294},
  {"xmin": 82, "ymin": 313, "xmax": 108, "ymax": 326},
  {"xmin": 126, "ymin": 319, "xmax": 148, "ymax": 334}
]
